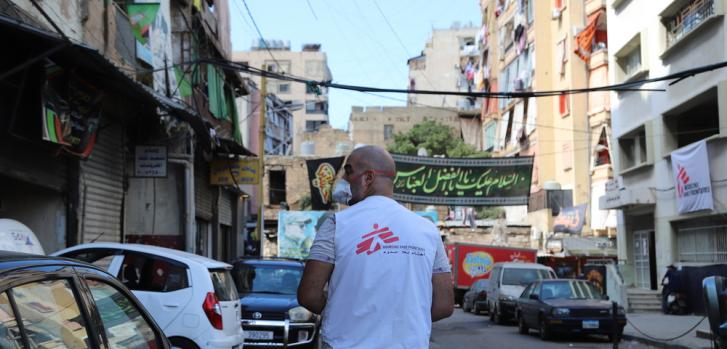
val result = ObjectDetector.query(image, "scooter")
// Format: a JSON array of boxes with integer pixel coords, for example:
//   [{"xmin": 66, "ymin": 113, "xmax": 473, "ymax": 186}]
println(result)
[{"xmin": 666, "ymin": 291, "xmax": 688, "ymax": 315}]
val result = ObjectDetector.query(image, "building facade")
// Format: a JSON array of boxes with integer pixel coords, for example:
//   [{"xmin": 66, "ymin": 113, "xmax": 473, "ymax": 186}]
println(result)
[
  {"xmin": 0, "ymin": 0, "xmax": 250, "ymax": 260},
  {"xmin": 602, "ymin": 0, "xmax": 727, "ymax": 291},
  {"xmin": 479, "ymin": 0, "xmax": 616, "ymax": 242},
  {"xmin": 233, "ymin": 41, "xmax": 333, "ymax": 155},
  {"xmin": 348, "ymin": 106, "xmax": 461, "ymax": 149}
]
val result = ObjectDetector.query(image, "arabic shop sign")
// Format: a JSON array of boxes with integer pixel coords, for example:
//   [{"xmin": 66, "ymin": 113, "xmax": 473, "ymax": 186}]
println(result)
[
  {"xmin": 392, "ymin": 154, "xmax": 534, "ymax": 206},
  {"xmin": 134, "ymin": 146, "xmax": 167, "ymax": 177},
  {"xmin": 210, "ymin": 158, "xmax": 260, "ymax": 185}
]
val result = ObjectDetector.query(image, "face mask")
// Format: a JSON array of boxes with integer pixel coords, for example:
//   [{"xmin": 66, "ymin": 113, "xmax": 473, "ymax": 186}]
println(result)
[{"xmin": 332, "ymin": 179, "xmax": 352, "ymax": 205}]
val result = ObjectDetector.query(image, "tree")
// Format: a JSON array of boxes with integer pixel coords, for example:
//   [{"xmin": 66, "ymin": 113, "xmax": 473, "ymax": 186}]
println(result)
[{"xmin": 388, "ymin": 120, "xmax": 491, "ymax": 158}]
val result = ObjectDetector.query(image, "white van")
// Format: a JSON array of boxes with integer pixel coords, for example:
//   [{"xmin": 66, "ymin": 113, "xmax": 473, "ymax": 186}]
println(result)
[{"xmin": 486, "ymin": 262, "xmax": 556, "ymax": 325}]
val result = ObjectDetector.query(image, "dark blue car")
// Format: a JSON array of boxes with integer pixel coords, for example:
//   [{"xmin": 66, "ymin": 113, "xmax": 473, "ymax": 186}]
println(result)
[
  {"xmin": 231, "ymin": 258, "xmax": 320, "ymax": 348},
  {"xmin": 515, "ymin": 279, "xmax": 626, "ymax": 342}
]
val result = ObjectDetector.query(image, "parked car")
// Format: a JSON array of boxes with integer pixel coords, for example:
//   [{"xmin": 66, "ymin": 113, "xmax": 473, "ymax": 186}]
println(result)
[
  {"xmin": 0, "ymin": 251, "xmax": 171, "ymax": 349},
  {"xmin": 231, "ymin": 258, "xmax": 320, "ymax": 348},
  {"xmin": 462, "ymin": 279, "xmax": 489, "ymax": 314},
  {"xmin": 486, "ymin": 262, "xmax": 556, "ymax": 324},
  {"xmin": 52, "ymin": 243, "xmax": 244, "ymax": 349},
  {"xmin": 516, "ymin": 279, "xmax": 626, "ymax": 341}
]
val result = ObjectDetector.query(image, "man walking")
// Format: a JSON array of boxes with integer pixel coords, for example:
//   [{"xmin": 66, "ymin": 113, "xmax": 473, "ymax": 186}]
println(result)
[{"xmin": 298, "ymin": 145, "xmax": 454, "ymax": 349}]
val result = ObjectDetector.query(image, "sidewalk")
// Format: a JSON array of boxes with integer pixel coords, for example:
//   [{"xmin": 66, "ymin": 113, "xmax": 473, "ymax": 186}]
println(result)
[{"xmin": 623, "ymin": 313, "xmax": 714, "ymax": 349}]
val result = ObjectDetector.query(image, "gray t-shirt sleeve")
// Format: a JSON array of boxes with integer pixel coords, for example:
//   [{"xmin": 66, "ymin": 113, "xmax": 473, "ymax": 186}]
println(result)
[
  {"xmin": 307, "ymin": 215, "xmax": 335, "ymax": 264},
  {"xmin": 433, "ymin": 239, "xmax": 452, "ymax": 274}
]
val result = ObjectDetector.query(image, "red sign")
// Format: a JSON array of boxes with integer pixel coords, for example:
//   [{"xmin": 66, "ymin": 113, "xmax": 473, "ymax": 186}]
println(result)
[{"xmin": 452, "ymin": 244, "xmax": 537, "ymax": 289}]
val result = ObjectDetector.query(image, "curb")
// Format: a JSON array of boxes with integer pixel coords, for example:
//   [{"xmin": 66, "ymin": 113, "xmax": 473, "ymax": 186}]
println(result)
[{"xmin": 621, "ymin": 334, "xmax": 693, "ymax": 349}]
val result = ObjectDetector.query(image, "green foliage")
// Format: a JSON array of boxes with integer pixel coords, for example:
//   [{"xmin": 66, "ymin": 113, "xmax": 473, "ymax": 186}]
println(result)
[
  {"xmin": 476, "ymin": 206, "xmax": 505, "ymax": 220},
  {"xmin": 388, "ymin": 120, "xmax": 490, "ymax": 158}
]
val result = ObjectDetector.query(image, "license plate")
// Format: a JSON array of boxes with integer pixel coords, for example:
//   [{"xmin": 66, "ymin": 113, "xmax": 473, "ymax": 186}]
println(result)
[
  {"xmin": 582, "ymin": 320, "xmax": 599, "ymax": 329},
  {"xmin": 245, "ymin": 331, "xmax": 274, "ymax": 340}
]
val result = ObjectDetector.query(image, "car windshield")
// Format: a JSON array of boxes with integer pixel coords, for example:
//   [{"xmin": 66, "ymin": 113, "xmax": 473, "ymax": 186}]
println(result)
[
  {"xmin": 472, "ymin": 280, "xmax": 489, "ymax": 290},
  {"xmin": 501, "ymin": 268, "xmax": 551, "ymax": 286},
  {"xmin": 232, "ymin": 264, "xmax": 303, "ymax": 295},
  {"xmin": 540, "ymin": 281, "xmax": 602, "ymax": 300}
]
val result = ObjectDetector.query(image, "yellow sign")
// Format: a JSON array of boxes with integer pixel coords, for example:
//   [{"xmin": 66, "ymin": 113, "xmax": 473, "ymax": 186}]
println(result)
[{"xmin": 210, "ymin": 158, "xmax": 259, "ymax": 185}]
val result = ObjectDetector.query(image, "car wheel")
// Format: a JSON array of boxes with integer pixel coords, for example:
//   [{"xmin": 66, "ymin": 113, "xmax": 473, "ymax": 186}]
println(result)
[
  {"xmin": 493, "ymin": 305, "xmax": 504, "ymax": 325},
  {"xmin": 539, "ymin": 318, "xmax": 551, "ymax": 341},
  {"xmin": 169, "ymin": 337, "xmax": 200, "ymax": 349},
  {"xmin": 518, "ymin": 314, "xmax": 529, "ymax": 334},
  {"xmin": 489, "ymin": 304, "xmax": 495, "ymax": 321}
]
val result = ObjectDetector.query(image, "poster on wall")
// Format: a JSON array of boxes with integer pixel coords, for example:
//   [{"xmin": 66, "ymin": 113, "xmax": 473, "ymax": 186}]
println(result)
[
  {"xmin": 277, "ymin": 211, "xmax": 326, "ymax": 259},
  {"xmin": 582, "ymin": 264, "xmax": 607, "ymax": 295},
  {"xmin": 553, "ymin": 204, "xmax": 588, "ymax": 234},
  {"xmin": 306, "ymin": 157, "xmax": 345, "ymax": 210},
  {"xmin": 671, "ymin": 140, "xmax": 714, "ymax": 214},
  {"xmin": 392, "ymin": 154, "xmax": 534, "ymax": 206}
]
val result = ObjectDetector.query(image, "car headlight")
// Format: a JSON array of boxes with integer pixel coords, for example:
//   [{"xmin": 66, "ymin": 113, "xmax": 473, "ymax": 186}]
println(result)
[
  {"xmin": 607, "ymin": 307, "xmax": 626, "ymax": 316},
  {"xmin": 552, "ymin": 308, "xmax": 570, "ymax": 316},
  {"xmin": 288, "ymin": 306, "xmax": 313, "ymax": 322},
  {"xmin": 499, "ymin": 295, "xmax": 514, "ymax": 302}
]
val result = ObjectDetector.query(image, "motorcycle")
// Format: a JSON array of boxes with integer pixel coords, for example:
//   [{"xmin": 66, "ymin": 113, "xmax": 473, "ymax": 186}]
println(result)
[{"xmin": 666, "ymin": 290, "xmax": 688, "ymax": 315}]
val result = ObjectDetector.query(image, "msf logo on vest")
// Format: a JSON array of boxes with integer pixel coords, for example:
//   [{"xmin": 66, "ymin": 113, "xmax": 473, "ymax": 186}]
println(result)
[{"xmin": 356, "ymin": 224, "xmax": 399, "ymax": 255}]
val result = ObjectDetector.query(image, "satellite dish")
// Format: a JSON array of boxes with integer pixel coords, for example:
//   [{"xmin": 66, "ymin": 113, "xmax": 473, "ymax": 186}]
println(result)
[{"xmin": 0, "ymin": 219, "xmax": 45, "ymax": 255}]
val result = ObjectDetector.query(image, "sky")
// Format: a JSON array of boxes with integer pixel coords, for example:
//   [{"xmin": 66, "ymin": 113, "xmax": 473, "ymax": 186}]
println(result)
[{"xmin": 229, "ymin": 0, "xmax": 482, "ymax": 130}]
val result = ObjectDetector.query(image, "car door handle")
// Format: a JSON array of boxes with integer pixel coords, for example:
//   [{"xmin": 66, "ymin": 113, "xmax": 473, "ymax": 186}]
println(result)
[{"xmin": 163, "ymin": 303, "xmax": 180, "ymax": 308}]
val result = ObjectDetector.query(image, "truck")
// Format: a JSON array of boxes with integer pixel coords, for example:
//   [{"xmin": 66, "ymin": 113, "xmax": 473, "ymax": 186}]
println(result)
[{"xmin": 447, "ymin": 242, "xmax": 537, "ymax": 305}]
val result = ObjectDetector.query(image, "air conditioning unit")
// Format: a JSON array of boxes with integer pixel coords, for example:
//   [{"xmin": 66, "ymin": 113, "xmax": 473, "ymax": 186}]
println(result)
[{"xmin": 552, "ymin": 8, "xmax": 562, "ymax": 19}]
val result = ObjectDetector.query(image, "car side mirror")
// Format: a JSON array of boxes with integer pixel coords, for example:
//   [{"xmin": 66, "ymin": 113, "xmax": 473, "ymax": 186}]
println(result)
[{"xmin": 529, "ymin": 294, "xmax": 539, "ymax": 300}]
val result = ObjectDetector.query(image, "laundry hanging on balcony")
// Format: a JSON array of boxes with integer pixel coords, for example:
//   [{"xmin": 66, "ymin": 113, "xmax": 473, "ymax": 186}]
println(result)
[{"xmin": 574, "ymin": 9, "xmax": 605, "ymax": 63}]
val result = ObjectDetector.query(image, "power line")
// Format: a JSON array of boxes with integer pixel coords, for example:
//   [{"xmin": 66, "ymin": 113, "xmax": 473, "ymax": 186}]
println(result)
[
  {"xmin": 305, "ymin": 0, "xmax": 319, "ymax": 20},
  {"xmin": 239, "ymin": 0, "xmax": 283, "ymax": 71},
  {"xmin": 372, "ymin": 0, "xmax": 410, "ymax": 57}
]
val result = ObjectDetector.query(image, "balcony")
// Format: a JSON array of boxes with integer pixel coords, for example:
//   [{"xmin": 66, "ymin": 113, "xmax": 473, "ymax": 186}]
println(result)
[
  {"xmin": 460, "ymin": 44, "xmax": 479, "ymax": 57},
  {"xmin": 662, "ymin": 0, "xmax": 721, "ymax": 57}
]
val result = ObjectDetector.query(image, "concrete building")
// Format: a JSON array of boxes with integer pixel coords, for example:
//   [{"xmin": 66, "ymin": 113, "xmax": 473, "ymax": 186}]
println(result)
[
  {"xmin": 601, "ymin": 0, "xmax": 727, "ymax": 294},
  {"xmin": 233, "ymin": 41, "xmax": 333, "ymax": 155},
  {"xmin": 299, "ymin": 124, "xmax": 353, "ymax": 157},
  {"xmin": 479, "ymin": 0, "xmax": 616, "ymax": 241},
  {"xmin": 0, "ymin": 0, "xmax": 251, "ymax": 261},
  {"xmin": 348, "ymin": 106, "xmax": 461, "ymax": 149}
]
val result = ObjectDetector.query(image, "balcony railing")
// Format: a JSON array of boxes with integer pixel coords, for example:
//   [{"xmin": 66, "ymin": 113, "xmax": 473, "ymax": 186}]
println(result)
[{"xmin": 666, "ymin": 0, "xmax": 715, "ymax": 48}]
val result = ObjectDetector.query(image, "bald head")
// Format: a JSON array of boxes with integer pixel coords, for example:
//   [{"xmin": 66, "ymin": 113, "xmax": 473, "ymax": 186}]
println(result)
[
  {"xmin": 349, "ymin": 145, "xmax": 396, "ymax": 177},
  {"xmin": 343, "ymin": 145, "xmax": 396, "ymax": 203}
]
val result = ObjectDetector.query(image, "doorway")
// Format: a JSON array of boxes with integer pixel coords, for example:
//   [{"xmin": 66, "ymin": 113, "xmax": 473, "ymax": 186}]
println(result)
[{"xmin": 634, "ymin": 230, "xmax": 657, "ymax": 290}]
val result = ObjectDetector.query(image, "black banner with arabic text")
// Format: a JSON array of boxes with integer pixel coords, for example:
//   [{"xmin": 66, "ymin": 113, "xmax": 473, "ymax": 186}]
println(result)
[
  {"xmin": 392, "ymin": 154, "xmax": 534, "ymax": 206},
  {"xmin": 306, "ymin": 157, "xmax": 345, "ymax": 210}
]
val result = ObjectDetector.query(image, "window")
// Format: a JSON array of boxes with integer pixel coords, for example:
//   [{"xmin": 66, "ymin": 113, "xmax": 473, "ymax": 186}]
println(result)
[
  {"xmin": 265, "ymin": 60, "xmax": 290, "ymax": 74},
  {"xmin": 278, "ymin": 83, "xmax": 290, "ymax": 94},
  {"xmin": 485, "ymin": 122, "xmax": 497, "ymax": 151},
  {"xmin": 306, "ymin": 84, "xmax": 318, "ymax": 94},
  {"xmin": 269, "ymin": 170, "xmax": 286, "ymax": 205},
  {"xmin": 0, "ymin": 292, "xmax": 23, "ymax": 348},
  {"xmin": 63, "ymin": 249, "xmax": 117, "ymax": 269},
  {"xmin": 305, "ymin": 120, "xmax": 327, "ymax": 132},
  {"xmin": 504, "ymin": 109, "xmax": 514, "ymax": 145},
  {"xmin": 384, "ymin": 124, "xmax": 394, "ymax": 141},
  {"xmin": 615, "ymin": 33, "xmax": 646, "ymax": 83},
  {"xmin": 209, "ymin": 269, "xmax": 239, "ymax": 302},
  {"xmin": 12, "ymin": 279, "xmax": 90, "ymax": 348},
  {"xmin": 663, "ymin": 0, "xmax": 716, "ymax": 49},
  {"xmin": 678, "ymin": 224, "xmax": 727, "ymax": 263},
  {"xmin": 520, "ymin": 283, "xmax": 535, "ymax": 299},
  {"xmin": 231, "ymin": 264, "xmax": 304, "ymax": 296},
  {"xmin": 663, "ymin": 87, "xmax": 720, "ymax": 152},
  {"xmin": 558, "ymin": 93, "xmax": 570, "ymax": 117},
  {"xmin": 120, "ymin": 252, "xmax": 190, "ymax": 292},
  {"xmin": 305, "ymin": 100, "xmax": 328, "ymax": 114},
  {"xmin": 86, "ymin": 279, "xmax": 160, "ymax": 349},
  {"xmin": 618, "ymin": 126, "xmax": 650, "ymax": 170},
  {"xmin": 594, "ymin": 128, "xmax": 612, "ymax": 167}
]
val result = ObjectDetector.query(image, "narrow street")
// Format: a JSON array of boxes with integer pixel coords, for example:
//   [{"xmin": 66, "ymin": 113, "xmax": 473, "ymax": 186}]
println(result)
[{"xmin": 430, "ymin": 308, "xmax": 655, "ymax": 349}]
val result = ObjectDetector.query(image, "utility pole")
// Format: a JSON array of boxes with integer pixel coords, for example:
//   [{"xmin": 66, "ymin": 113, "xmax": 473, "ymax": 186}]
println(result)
[{"xmin": 256, "ymin": 64, "xmax": 267, "ymax": 256}]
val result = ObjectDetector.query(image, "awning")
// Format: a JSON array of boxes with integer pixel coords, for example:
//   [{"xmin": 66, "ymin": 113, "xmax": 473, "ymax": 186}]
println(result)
[
  {"xmin": 1, "ymin": 9, "xmax": 250, "ymax": 154},
  {"xmin": 574, "ymin": 9, "xmax": 605, "ymax": 62}
]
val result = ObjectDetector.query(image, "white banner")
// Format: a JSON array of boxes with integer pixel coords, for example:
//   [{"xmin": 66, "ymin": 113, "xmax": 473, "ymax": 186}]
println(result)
[{"xmin": 671, "ymin": 140, "xmax": 713, "ymax": 213}]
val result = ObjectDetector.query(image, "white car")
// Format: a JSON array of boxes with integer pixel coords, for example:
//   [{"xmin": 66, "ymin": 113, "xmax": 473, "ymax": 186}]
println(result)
[{"xmin": 52, "ymin": 243, "xmax": 244, "ymax": 349}]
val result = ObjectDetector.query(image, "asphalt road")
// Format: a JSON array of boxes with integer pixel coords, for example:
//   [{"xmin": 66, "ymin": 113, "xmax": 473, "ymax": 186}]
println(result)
[{"xmin": 430, "ymin": 308, "xmax": 655, "ymax": 349}]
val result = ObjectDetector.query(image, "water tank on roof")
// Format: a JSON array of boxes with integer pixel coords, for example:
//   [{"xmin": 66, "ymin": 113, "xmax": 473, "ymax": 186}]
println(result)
[
  {"xmin": 543, "ymin": 181, "xmax": 562, "ymax": 191},
  {"xmin": 301, "ymin": 141, "xmax": 315, "ymax": 156}
]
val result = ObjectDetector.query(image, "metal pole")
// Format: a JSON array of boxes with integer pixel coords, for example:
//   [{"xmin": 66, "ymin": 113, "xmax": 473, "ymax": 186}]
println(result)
[
  {"xmin": 612, "ymin": 301, "xmax": 619, "ymax": 349},
  {"xmin": 256, "ymin": 65, "xmax": 267, "ymax": 256}
]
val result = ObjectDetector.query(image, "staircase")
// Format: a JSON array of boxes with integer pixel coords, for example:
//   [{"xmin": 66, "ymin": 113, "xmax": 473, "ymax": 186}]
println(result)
[{"xmin": 627, "ymin": 288, "xmax": 662, "ymax": 313}]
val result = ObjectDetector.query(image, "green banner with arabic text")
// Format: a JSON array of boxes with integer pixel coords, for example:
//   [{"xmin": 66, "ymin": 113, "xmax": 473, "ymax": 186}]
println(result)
[{"xmin": 392, "ymin": 154, "xmax": 534, "ymax": 206}]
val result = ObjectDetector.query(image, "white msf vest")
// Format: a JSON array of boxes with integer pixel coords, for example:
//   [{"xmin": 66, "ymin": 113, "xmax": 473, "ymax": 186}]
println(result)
[{"xmin": 321, "ymin": 196, "xmax": 440, "ymax": 349}]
